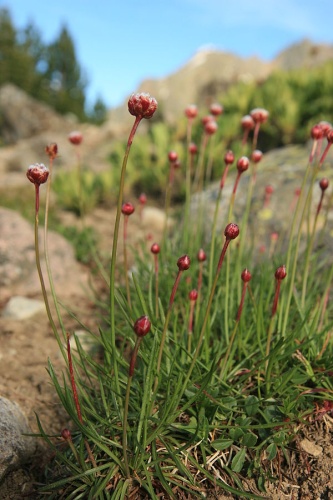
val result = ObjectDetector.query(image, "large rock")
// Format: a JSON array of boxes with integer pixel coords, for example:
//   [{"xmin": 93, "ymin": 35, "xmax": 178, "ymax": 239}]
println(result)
[
  {"xmin": 0, "ymin": 397, "xmax": 36, "ymax": 481},
  {"xmin": 0, "ymin": 84, "xmax": 76, "ymax": 144},
  {"xmin": 0, "ymin": 207, "xmax": 88, "ymax": 305}
]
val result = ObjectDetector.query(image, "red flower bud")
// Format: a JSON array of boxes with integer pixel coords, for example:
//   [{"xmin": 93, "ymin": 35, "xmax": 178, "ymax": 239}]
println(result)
[
  {"xmin": 224, "ymin": 150, "xmax": 235, "ymax": 165},
  {"xmin": 150, "ymin": 243, "xmax": 160, "ymax": 254},
  {"xmin": 133, "ymin": 315, "xmax": 151, "ymax": 337},
  {"xmin": 275, "ymin": 265, "xmax": 287, "ymax": 281},
  {"xmin": 210, "ymin": 103, "xmax": 224, "ymax": 116},
  {"xmin": 68, "ymin": 131, "xmax": 83, "ymax": 145},
  {"xmin": 128, "ymin": 93, "xmax": 157, "ymax": 119},
  {"xmin": 168, "ymin": 151, "xmax": 178, "ymax": 162},
  {"xmin": 204, "ymin": 120, "xmax": 218, "ymax": 135},
  {"xmin": 251, "ymin": 149, "xmax": 263, "ymax": 163},
  {"xmin": 241, "ymin": 269, "xmax": 252, "ymax": 283},
  {"xmin": 139, "ymin": 193, "xmax": 147, "ymax": 204},
  {"xmin": 177, "ymin": 255, "xmax": 191, "ymax": 271},
  {"xmin": 237, "ymin": 156, "xmax": 249, "ymax": 173},
  {"xmin": 250, "ymin": 108, "xmax": 269, "ymax": 124},
  {"xmin": 318, "ymin": 121, "xmax": 332, "ymax": 137},
  {"xmin": 319, "ymin": 178, "xmax": 329, "ymax": 191},
  {"xmin": 197, "ymin": 248, "xmax": 207, "ymax": 262},
  {"xmin": 26, "ymin": 163, "xmax": 49, "ymax": 185},
  {"xmin": 202, "ymin": 114, "xmax": 214, "ymax": 126},
  {"xmin": 224, "ymin": 223, "xmax": 239, "ymax": 240},
  {"xmin": 184, "ymin": 104, "xmax": 198, "ymax": 119},
  {"xmin": 189, "ymin": 289, "xmax": 198, "ymax": 301},
  {"xmin": 189, "ymin": 142, "xmax": 198, "ymax": 155},
  {"xmin": 265, "ymin": 184, "xmax": 274, "ymax": 195},
  {"xmin": 311, "ymin": 124, "xmax": 324, "ymax": 140},
  {"xmin": 45, "ymin": 143, "xmax": 58, "ymax": 160},
  {"xmin": 121, "ymin": 202, "xmax": 135, "ymax": 216},
  {"xmin": 241, "ymin": 115, "xmax": 255, "ymax": 130},
  {"xmin": 61, "ymin": 428, "xmax": 72, "ymax": 440}
]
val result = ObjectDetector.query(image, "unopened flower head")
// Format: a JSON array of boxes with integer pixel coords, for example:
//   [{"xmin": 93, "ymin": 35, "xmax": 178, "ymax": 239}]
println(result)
[
  {"xmin": 241, "ymin": 268, "xmax": 252, "ymax": 283},
  {"xmin": 128, "ymin": 93, "xmax": 157, "ymax": 119},
  {"xmin": 319, "ymin": 178, "xmax": 329, "ymax": 191},
  {"xmin": 189, "ymin": 289, "xmax": 198, "ymax": 301},
  {"xmin": 61, "ymin": 428, "xmax": 72, "ymax": 441},
  {"xmin": 202, "ymin": 114, "xmax": 214, "ymax": 126},
  {"xmin": 251, "ymin": 150, "xmax": 263, "ymax": 163},
  {"xmin": 237, "ymin": 156, "xmax": 249, "ymax": 173},
  {"xmin": 121, "ymin": 202, "xmax": 135, "ymax": 216},
  {"xmin": 241, "ymin": 114, "xmax": 255, "ymax": 130},
  {"xmin": 210, "ymin": 103, "xmax": 224, "ymax": 116},
  {"xmin": 311, "ymin": 124, "xmax": 324, "ymax": 140},
  {"xmin": 197, "ymin": 248, "xmax": 207, "ymax": 262},
  {"xmin": 150, "ymin": 243, "xmax": 160, "ymax": 254},
  {"xmin": 318, "ymin": 121, "xmax": 332, "ymax": 137},
  {"xmin": 133, "ymin": 315, "xmax": 151, "ymax": 337},
  {"xmin": 224, "ymin": 223, "xmax": 239, "ymax": 240},
  {"xmin": 168, "ymin": 150, "xmax": 178, "ymax": 163},
  {"xmin": 275, "ymin": 265, "xmax": 287, "ymax": 281},
  {"xmin": 189, "ymin": 142, "xmax": 198, "ymax": 155},
  {"xmin": 139, "ymin": 193, "xmax": 147, "ymax": 204},
  {"xmin": 177, "ymin": 254, "xmax": 191, "ymax": 271},
  {"xmin": 224, "ymin": 150, "xmax": 235, "ymax": 165},
  {"xmin": 68, "ymin": 131, "xmax": 83, "ymax": 145},
  {"xmin": 250, "ymin": 108, "xmax": 269, "ymax": 124},
  {"xmin": 265, "ymin": 184, "xmax": 274, "ymax": 195},
  {"xmin": 204, "ymin": 120, "xmax": 218, "ymax": 135},
  {"xmin": 45, "ymin": 143, "xmax": 58, "ymax": 160},
  {"xmin": 184, "ymin": 104, "xmax": 198, "ymax": 119},
  {"xmin": 26, "ymin": 163, "xmax": 49, "ymax": 185}
]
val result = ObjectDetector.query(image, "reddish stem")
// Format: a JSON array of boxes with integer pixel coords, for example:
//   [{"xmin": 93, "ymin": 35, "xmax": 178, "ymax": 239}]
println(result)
[
  {"xmin": 232, "ymin": 173, "xmax": 241, "ymax": 195},
  {"xmin": 217, "ymin": 239, "xmax": 231, "ymax": 272},
  {"xmin": 316, "ymin": 192, "xmax": 325, "ymax": 217},
  {"xmin": 252, "ymin": 122, "xmax": 261, "ymax": 150},
  {"xmin": 188, "ymin": 300, "xmax": 196, "ymax": 333},
  {"xmin": 169, "ymin": 271, "xmax": 182, "ymax": 308},
  {"xmin": 67, "ymin": 333, "xmax": 83, "ymax": 424},
  {"xmin": 35, "ymin": 184, "xmax": 40, "ymax": 213},
  {"xmin": 236, "ymin": 283, "xmax": 248, "ymax": 322},
  {"xmin": 129, "ymin": 337, "xmax": 142, "ymax": 377},
  {"xmin": 319, "ymin": 142, "xmax": 332, "ymax": 168},
  {"xmin": 271, "ymin": 280, "xmax": 282, "ymax": 317},
  {"xmin": 220, "ymin": 165, "xmax": 229, "ymax": 189}
]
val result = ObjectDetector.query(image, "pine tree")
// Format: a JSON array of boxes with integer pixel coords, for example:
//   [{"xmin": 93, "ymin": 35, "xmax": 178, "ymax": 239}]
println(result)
[{"xmin": 44, "ymin": 25, "xmax": 87, "ymax": 120}]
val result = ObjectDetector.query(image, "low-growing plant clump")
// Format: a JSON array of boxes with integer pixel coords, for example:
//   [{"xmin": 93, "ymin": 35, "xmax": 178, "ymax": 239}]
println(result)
[{"xmin": 24, "ymin": 92, "xmax": 333, "ymax": 499}]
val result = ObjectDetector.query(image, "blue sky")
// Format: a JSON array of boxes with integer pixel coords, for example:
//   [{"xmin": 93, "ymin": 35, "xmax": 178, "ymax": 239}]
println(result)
[{"xmin": 2, "ymin": 1, "xmax": 333, "ymax": 109}]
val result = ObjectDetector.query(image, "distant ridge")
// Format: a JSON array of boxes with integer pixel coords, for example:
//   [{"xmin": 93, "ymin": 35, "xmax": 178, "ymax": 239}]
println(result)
[{"xmin": 106, "ymin": 39, "xmax": 333, "ymax": 133}]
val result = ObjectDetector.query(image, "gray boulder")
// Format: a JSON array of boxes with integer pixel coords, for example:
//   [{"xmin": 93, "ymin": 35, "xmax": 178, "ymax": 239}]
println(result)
[{"xmin": 0, "ymin": 397, "xmax": 36, "ymax": 481}]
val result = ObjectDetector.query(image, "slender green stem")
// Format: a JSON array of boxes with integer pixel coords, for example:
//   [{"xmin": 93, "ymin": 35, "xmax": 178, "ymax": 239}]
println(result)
[
  {"xmin": 44, "ymin": 158, "xmax": 67, "ymax": 351},
  {"xmin": 182, "ymin": 238, "xmax": 232, "ymax": 390},
  {"xmin": 109, "ymin": 116, "xmax": 141, "ymax": 401},
  {"xmin": 34, "ymin": 184, "xmax": 65, "ymax": 358},
  {"xmin": 301, "ymin": 191, "xmax": 325, "ymax": 308},
  {"xmin": 123, "ymin": 217, "xmax": 132, "ymax": 310},
  {"xmin": 219, "ymin": 320, "xmax": 239, "ymax": 379},
  {"xmin": 208, "ymin": 187, "xmax": 222, "ymax": 291},
  {"xmin": 281, "ymin": 166, "xmax": 318, "ymax": 336},
  {"xmin": 184, "ymin": 120, "xmax": 193, "ymax": 248},
  {"xmin": 122, "ymin": 374, "xmax": 133, "ymax": 478},
  {"xmin": 153, "ymin": 271, "xmax": 181, "ymax": 391}
]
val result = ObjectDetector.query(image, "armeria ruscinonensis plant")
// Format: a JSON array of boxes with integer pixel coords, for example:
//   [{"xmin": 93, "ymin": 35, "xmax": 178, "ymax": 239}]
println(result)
[{"xmin": 26, "ymin": 92, "xmax": 333, "ymax": 499}]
